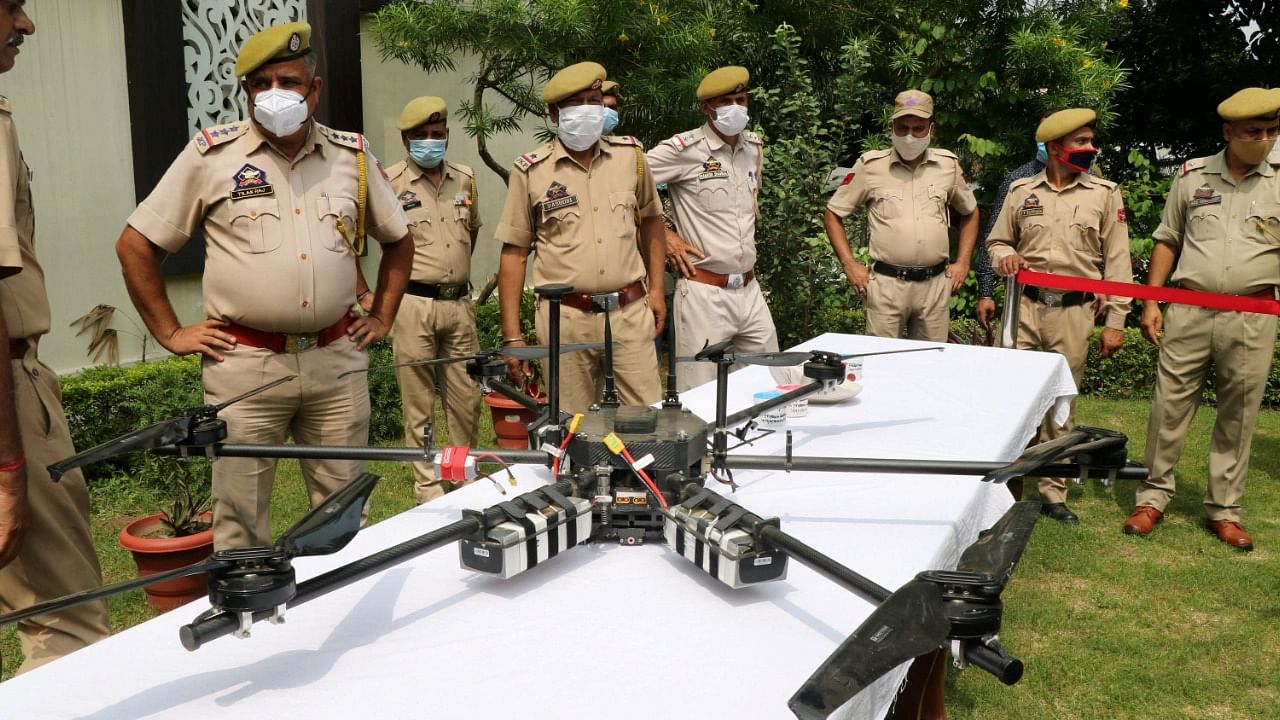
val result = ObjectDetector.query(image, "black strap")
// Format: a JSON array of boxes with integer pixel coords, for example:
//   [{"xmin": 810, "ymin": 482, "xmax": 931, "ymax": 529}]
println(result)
[{"xmin": 872, "ymin": 260, "xmax": 948, "ymax": 281}]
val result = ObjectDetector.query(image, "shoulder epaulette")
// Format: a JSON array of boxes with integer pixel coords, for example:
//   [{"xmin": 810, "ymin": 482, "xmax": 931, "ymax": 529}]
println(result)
[
  {"xmin": 385, "ymin": 159, "xmax": 408, "ymax": 182},
  {"xmin": 1180, "ymin": 157, "xmax": 1209, "ymax": 176},
  {"xmin": 193, "ymin": 122, "xmax": 249, "ymax": 154},
  {"xmin": 317, "ymin": 125, "xmax": 366, "ymax": 152},
  {"xmin": 1008, "ymin": 175, "xmax": 1041, "ymax": 191},
  {"xmin": 929, "ymin": 148, "xmax": 959, "ymax": 161},
  {"xmin": 0, "ymin": 95, "xmax": 11, "ymax": 114},
  {"xmin": 742, "ymin": 130, "xmax": 763, "ymax": 145},
  {"xmin": 861, "ymin": 148, "xmax": 893, "ymax": 163},
  {"xmin": 604, "ymin": 135, "xmax": 641, "ymax": 148},
  {"xmin": 446, "ymin": 160, "xmax": 475, "ymax": 178},
  {"xmin": 667, "ymin": 128, "xmax": 703, "ymax": 152},
  {"xmin": 1086, "ymin": 174, "xmax": 1118, "ymax": 190},
  {"xmin": 513, "ymin": 143, "xmax": 553, "ymax": 172}
]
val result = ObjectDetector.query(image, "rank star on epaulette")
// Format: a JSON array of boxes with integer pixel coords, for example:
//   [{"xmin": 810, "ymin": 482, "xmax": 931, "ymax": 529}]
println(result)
[
  {"xmin": 230, "ymin": 163, "xmax": 274, "ymax": 200},
  {"xmin": 698, "ymin": 156, "xmax": 729, "ymax": 181},
  {"xmin": 1019, "ymin": 192, "xmax": 1044, "ymax": 217},
  {"xmin": 1189, "ymin": 183, "xmax": 1222, "ymax": 208},
  {"xmin": 399, "ymin": 190, "xmax": 422, "ymax": 211},
  {"xmin": 541, "ymin": 181, "xmax": 578, "ymax": 213}
]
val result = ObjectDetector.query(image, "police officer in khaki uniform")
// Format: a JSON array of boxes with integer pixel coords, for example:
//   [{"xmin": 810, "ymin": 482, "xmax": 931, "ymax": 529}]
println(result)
[
  {"xmin": 601, "ymin": 80, "xmax": 621, "ymax": 135},
  {"xmin": 385, "ymin": 96, "xmax": 482, "ymax": 504},
  {"xmin": 1123, "ymin": 89, "xmax": 1280, "ymax": 550},
  {"xmin": 988, "ymin": 108, "xmax": 1132, "ymax": 524},
  {"xmin": 647, "ymin": 66, "xmax": 778, "ymax": 391},
  {"xmin": 825, "ymin": 90, "xmax": 979, "ymax": 342},
  {"xmin": 0, "ymin": 2, "xmax": 110, "ymax": 673},
  {"xmin": 496, "ymin": 62, "xmax": 665, "ymax": 415},
  {"xmin": 115, "ymin": 22, "xmax": 413, "ymax": 549}
]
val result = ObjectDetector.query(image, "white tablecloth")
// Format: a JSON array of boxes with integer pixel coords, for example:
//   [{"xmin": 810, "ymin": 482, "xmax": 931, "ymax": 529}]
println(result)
[{"xmin": 0, "ymin": 333, "xmax": 1075, "ymax": 720}]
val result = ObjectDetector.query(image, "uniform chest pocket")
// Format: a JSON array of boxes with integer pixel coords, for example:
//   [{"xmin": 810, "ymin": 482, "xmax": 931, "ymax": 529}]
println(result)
[
  {"xmin": 1187, "ymin": 207, "xmax": 1226, "ymax": 244},
  {"xmin": 609, "ymin": 191, "xmax": 638, "ymax": 237},
  {"xmin": 406, "ymin": 206, "xmax": 434, "ymax": 247},
  {"xmin": 1246, "ymin": 209, "xmax": 1280, "ymax": 245},
  {"xmin": 228, "ymin": 199, "xmax": 283, "ymax": 254},
  {"xmin": 926, "ymin": 186, "xmax": 950, "ymax": 224},
  {"xmin": 695, "ymin": 179, "xmax": 730, "ymax": 212},
  {"xmin": 870, "ymin": 187, "xmax": 904, "ymax": 220},
  {"xmin": 316, "ymin": 195, "xmax": 359, "ymax": 254},
  {"xmin": 540, "ymin": 204, "xmax": 581, "ymax": 247},
  {"xmin": 1018, "ymin": 217, "xmax": 1051, "ymax": 246},
  {"xmin": 1069, "ymin": 209, "xmax": 1103, "ymax": 255}
]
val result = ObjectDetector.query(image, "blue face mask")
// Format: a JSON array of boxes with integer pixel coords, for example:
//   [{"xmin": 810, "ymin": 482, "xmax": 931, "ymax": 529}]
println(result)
[
  {"xmin": 1035, "ymin": 142, "xmax": 1048, "ymax": 165},
  {"xmin": 602, "ymin": 107, "xmax": 620, "ymax": 135},
  {"xmin": 409, "ymin": 139, "xmax": 447, "ymax": 169}
]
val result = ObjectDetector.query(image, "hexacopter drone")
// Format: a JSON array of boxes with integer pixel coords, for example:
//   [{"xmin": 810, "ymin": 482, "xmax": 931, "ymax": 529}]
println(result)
[{"xmin": 2, "ymin": 284, "xmax": 1145, "ymax": 719}]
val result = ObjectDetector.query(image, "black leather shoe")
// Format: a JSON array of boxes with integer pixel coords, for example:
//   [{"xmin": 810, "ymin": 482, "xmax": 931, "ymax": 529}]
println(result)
[{"xmin": 1040, "ymin": 503, "xmax": 1079, "ymax": 525}]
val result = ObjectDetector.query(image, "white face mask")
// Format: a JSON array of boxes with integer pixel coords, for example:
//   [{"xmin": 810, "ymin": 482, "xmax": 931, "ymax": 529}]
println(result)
[
  {"xmin": 556, "ymin": 104, "xmax": 604, "ymax": 152},
  {"xmin": 713, "ymin": 104, "xmax": 750, "ymax": 136},
  {"xmin": 892, "ymin": 132, "xmax": 931, "ymax": 160},
  {"xmin": 253, "ymin": 87, "xmax": 310, "ymax": 138}
]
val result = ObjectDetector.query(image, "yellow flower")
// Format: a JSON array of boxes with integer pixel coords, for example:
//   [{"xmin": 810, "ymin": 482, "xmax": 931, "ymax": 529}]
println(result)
[
  {"xmin": 1053, "ymin": 37, "xmax": 1065, "ymax": 47},
  {"xmin": 618, "ymin": 32, "xmax": 629, "ymax": 42},
  {"xmin": 1083, "ymin": 58, "xmax": 1094, "ymax": 68},
  {"xmin": 658, "ymin": 14, "xmax": 669, "ymax": 24},
  {"xmin": 398, "ymin": 39, "xmax": 409, "ymax": 49},
  {"xmin": 1100, "ymin": 41, "xmax": 1108, "ymax": 50},
  {"xmin": 1118, "ymin": 0, "xmax": 1129, "ymax": 7},
  {"xmin": 708, "ymin": 27, "xmax": 717, "ymax": 38}
]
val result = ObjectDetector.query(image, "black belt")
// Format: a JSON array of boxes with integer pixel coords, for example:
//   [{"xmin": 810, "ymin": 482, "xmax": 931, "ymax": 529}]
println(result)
[
  {"xmin": 872, "ymin": 260, "xmax": 947, "ymax": 282},
  {"xmin": 1024, "ymin": 286, "xmax": 1094, "ymax": 308},
  {"xmin": 406, "ymin": 281, "xmax": 469, "ymax": 301}
]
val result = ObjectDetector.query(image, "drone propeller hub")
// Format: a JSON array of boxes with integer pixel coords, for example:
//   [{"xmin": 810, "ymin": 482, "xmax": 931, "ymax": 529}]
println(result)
[
  {"xmin": 918, "ymin": 569, "xmax": 1006, "ymax": 639},
  {"xmin": 802, "ymin": 356, "xmax": 846, "ymax": 383},
  {"xmin": 187, "ymin": 417, "xmax": 228, "ymax": 446},
  {"xmin": 466, "ymin": 356, "xmax": 508, "ymax": 383},
  {"xmin": 207, "ymin": 547, "xmax": 296, "ymax": 615}
]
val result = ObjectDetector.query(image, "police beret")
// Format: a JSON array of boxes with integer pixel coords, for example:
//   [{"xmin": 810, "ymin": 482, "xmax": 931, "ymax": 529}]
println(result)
[
  {"xmin": 1035, "ymin": 108, "xmax": 1097, "ymax": 142},
  {"xmin": 396, "ymin": 96, "xmax": 448, "ymax": 131},
  {"xmin": 892, "ymin": 90, "xmax": 933, "ymax": 120},
  {"xmin": 235, "ymin": 21, "xmax": 311, "ymax": 78},
  {"xmin": 542, "ymin": 62, "xmax": 607, "ymax": 105},
  {"xmin": 601, "ymin": 80, "xmax": 619, "ymax": 96},
  {"xmin": 697, "ymin": 66, "xmax": 749, "ymax": 101},
  {"xmin": 1217, "ymin": 88, "xmax": 1280, "ymax": 121}
]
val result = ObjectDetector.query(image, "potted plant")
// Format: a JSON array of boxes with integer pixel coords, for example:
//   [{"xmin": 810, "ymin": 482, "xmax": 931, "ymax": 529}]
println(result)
[
  {"xmin": 117, "ymin": 455, "xmax": 215, "ymax": 611},
  {"xmin": 485, "ymin": 364, "xmax": 548, "ymax": 450}
]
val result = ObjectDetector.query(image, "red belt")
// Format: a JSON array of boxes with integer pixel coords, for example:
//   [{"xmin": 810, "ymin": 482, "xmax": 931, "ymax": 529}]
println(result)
[
  {"xmin": 686, "ymin": 267, "xmax": 756, "ymax": 289},
  {"xmin": 225, "ymin": 315, "xmax": 354, "ymax": 354},
  {"xmin": 560, "ymin": 280, "xmax": 647, "ymax": 313},
  {"xmin": 8, "ymin": 338, "xmax": 26, "ymax": 359},
  {"xmin": 1016, "ymin": 270, "xmax": 1280, "ymax": 316}
]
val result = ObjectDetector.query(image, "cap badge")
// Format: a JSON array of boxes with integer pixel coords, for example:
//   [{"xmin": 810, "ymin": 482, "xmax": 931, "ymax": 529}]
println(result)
[{"xmin": 288, "ymin": 33, "xmax": 301, "ymax": 52}]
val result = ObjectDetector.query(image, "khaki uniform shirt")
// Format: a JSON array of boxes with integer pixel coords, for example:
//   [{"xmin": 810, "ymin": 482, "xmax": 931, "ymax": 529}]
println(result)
[
  {"xmin": 0, "ymin": 96, "xmax": 49, "ymax": 340},
  {"xmin": 128, "ymin": 121, "xmax": 409, "ymax": 333},
  {"xmin": 388, "ymin": 158, "xmax": 481, "ymax": 284},
  {"xmin": 646, "ymin": 124, "xmax": 763, "ymax": 275},
  {"xmin": 987, "ymin": 170, "xmax": 1133, "ymax": 329},
  {"xmin": 495, "ymin": 136, "xmax": 661, "ymax": 294},
  {"xmin": 827, "ymin": 147, "xmax": 978, "ymax": 267},
  {"xmin": 1155, "ymin": 151, "xmax": 1280, "ymax": 295}
]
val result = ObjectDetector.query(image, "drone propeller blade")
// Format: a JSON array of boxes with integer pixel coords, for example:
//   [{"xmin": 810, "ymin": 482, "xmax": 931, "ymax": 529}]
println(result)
[
  {"xmin": 956, "ymin": 500, "xmax": 1041, "ymax": 585},
  {"xmin": 274, "ymin": 472, "xmax": 382, "ymax": 557},
  {"xmin": 0, "ymin": 558, "xmax": 228, "ymax": 628},
  {"xmin": 788, "ymin": 579, "xmax": 950, "ymax": 720},
  {"xmin": 837, "ymin": 347, "xmax": 944, "ymax": 360},
  {"xmin": 729, "ymin": 351, "xmax": 814, "ymax": 367},
  {"xmin": 501, "ymin": 341, "xmax": 605, "ymax": 361},
  {"xmin": 48, "ymin": 417, "xmax": 192, "ymax": 480},
  {"xmin": 981, "ymin": 429, "xmax": 1090, "ymax": 485},
  {"xmin": 339, "ymin": 355, "xmax": 476, "ymax": 378},
  {"xmin": 212, "ymin": 375, "xmax": 297, "ymax": 411}
]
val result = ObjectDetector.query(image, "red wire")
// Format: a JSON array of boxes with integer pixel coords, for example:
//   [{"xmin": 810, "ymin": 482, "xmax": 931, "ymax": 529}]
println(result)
[
  {"xmin": 550, "ymin": 433, "xmax": 573, "ymax": 476},
  {"xmin": 622, "ymin": 449, "xmax": 668, "ymax": 509}
]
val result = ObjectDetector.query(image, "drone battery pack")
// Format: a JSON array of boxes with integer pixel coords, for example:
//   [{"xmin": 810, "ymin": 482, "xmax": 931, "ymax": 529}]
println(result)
[
  {"xmin": 460, "ymin": 496, "xmax": 591, "ymax": 579},
  {"xmin": 663, "ymin": 514, "xmax": 787, "ymax": 589}
]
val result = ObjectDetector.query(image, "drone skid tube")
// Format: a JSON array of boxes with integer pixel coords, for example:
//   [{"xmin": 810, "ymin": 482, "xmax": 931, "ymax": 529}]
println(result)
[{"xmin": 726, "ymin": 455, "xmax": 1148, "ymax": 481}]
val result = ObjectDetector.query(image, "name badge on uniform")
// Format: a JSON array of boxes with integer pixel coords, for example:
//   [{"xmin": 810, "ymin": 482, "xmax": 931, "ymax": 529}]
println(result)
[
  {"xmin": 230, "ymin": 163, "xmax": 273, "ymax": 200},
  {"xmin": 698, "ymin": 156, "xmax": 729, "ymax": 181},
  {"xmin": 1019, "ymin": 192, "xmax": 1044, "ymax": 218},
  {"xmin": 541, "ymin": 181, "xmax": 578, "ymax": 213},
  {"xmin": 454, "ymin": 193, "xmax": 471, "ymax": 207},
  {"xmin": 1189, "ymin": 183, "xmax": 1222, "ymax": 208},
  {"xmin": 399, "ymin": 189, "xmax": 422, "ymax": 211}
]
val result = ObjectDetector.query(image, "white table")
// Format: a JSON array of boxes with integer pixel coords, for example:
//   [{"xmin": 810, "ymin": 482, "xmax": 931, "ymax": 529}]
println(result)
[{"xmin": 0, "ymin": 333, "xmax": 1075, "ymax": 720}]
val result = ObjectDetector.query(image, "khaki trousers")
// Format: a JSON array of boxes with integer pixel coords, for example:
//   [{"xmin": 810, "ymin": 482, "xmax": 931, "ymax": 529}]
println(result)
[
  {"xmin": 1138, "ymin": 304, "xmax": 1277, "ymax": 522},
  {"xmin": 535, "ymin": 295, "xmax": 661, "ymax": 416},
  {"xmin": 392, "ymin": 295, "xmax": 481, "ymax": 503},
  {"xmin": 674, "ymin": 278, "xmax": 779, "ymax": 392},
  {"xmin": 865, "ymin": 271, "xmax": 952, "ymax": 342},
  {"xmin": 0, "ymin": 351, "xmax": 109, "ymax": 673},
  {"xmin": 1015, "ymin": 297, "xmax": 1094, "ymax": 503},
  {"xmin": 203, "ymin": 339, "xmax": 370, "ymax": 549}
]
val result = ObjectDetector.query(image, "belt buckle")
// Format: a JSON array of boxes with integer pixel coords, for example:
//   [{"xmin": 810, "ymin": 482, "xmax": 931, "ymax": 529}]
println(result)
[
  {"xmin": 439, "ymin": 285, "xmax": 462, "ymax": 301},
  {"xmin": 590, "ymin": 292, "xmax": 620, "ymax": 313},
  {"xmin": 1040, "ymin": 290, "xmax": 1062, "ymax": 307},
  {"xmin": 726, "ymin": 273, "xmax": 745, "ymax": 290},
  {"xmin": 895, "ymin": 267, "xmax": 912, "ymax": 280},
  {"xmin": 285, "ymin": 333, "xmax": 319, "ymax": 353}
]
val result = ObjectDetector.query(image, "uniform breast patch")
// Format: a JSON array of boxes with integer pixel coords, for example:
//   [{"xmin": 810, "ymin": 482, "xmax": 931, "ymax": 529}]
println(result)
[
  {"xmin": 698, "ymin": 157, "xmax": 729, "ymax": 181},
  {"xmin": 454, "ymin": 193, "xmax": 471, "ymax": 207},
  {"xmin": 1019, "ymin": 192, "xmax": 1043, "ymax": 217},
  {"xmin": 231, "ymin": 164, "xmax": 273, "ymax": 200},
  {"xmin": 1189, "ymin": 183, "xmax": 1222, "ymax": 208},
  {"xmin": 399, "ymin": 190, "xmax": 422, "ymax": 211},
  {"xmin": 541, "ymin": 181, "xmax": 578, "ymax": 212}
]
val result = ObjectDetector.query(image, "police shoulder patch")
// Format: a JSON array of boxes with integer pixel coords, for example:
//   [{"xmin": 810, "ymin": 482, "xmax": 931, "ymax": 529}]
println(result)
[
  {"xmin": 385, "ymin": 159, "xmax": 408, "ymax": 182},
  {"xmin": 742, "ymin": 130, "xmax": 763, "ymax": 146},
  {"xmin": 604, "ymin": 135, "xmax": 639, "ymax": 147},
  {"xmin": 513, "ymin": 144, "xmax": 552, "ymax": 173},
  {"xmin": 669, "ymin": 128, "xmax": 703, "ymax": 152},
  {"xmin": 862, "ymin": 148, "xmax": 893, "ymax": 163},
  {"xmin": 1180, "ymin": 157, "xmax": 1209, "ymax": 176},
  {"xmin": 0, "ymin": 95, "xmax": 11, "ymax": 114},
  {"xmin": 446, "ymin": 161, "xmax": 474, "ymax": 178},
  {"xmin": 318, "ymin": 125, "xmax": 365, "ymax": 151},
  {"xmin": 1007, "ymin": 175, "xmax": 1040, "ymax": 192},
  {"xmin": 194, "ymin": 122, "xmax": 249, "ymax": 154},
  {"xmin": 930, "ymin": 147, "xmax": 958, "ymax": 160}
]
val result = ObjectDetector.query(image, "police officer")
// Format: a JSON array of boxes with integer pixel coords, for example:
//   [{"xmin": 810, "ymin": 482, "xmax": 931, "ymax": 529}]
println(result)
[
  {"xmin": 988, "ymin": 108, "xmax": 1132, "ymax": 524},
  {"xmin": 647, "ymin": 66, "xmax": 778, "ymax": 391},
  {"xmin": 1123, "ymin": 88, "xmax": 1280, "ymax": 550},
  {"xmin": 601, "ymin": 80, "xmax": 621, "ymax": 135},
  {"xmin": 385, "ymin": 96, "xmax": 482, "ymax": 504},
  {"xmin": 496, "ymin": 62, "xmax": 665, "ymax": 415},
  {"xmin": 825, "ymin": 90, "xmax": 979, "ymax": 342},
  {"xmin": 115, "ymin": 22, "xmax": 413, "ymax": 549},
  {"xmin": 0, "ymin": 1, "xmax": 110, "ymax": 672}
]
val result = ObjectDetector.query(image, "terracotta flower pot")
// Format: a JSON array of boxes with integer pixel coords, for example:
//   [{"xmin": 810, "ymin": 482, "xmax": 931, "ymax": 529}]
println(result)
[
  {"xmin": 118, "ymin": 512, "xmax": 215, "ymax": 612},
  {"xmin": 484, "ymin": 392, "xmax": 545, "ymax": 449}
]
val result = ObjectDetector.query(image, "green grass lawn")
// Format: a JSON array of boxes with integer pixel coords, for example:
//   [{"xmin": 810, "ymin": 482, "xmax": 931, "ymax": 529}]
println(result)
[{"xmin": 4, "ymin": 399, "xmax": 1278, "ymax": 720}]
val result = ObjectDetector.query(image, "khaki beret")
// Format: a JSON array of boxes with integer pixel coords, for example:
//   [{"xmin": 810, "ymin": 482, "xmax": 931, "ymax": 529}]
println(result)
[
  {"xmin": 543, "ymin": 62, "xmax": 607, "ymax": 105},
  {"xmin": 396, "ymin": 96, "xmax": 448, "ymax": 131},
  {"xmin": 601, "ymin": 80, "xmax": 619, "ymax": 96},
  {"xmin": 697, "ymin": 66, "xmax": 749, "ymax": 101},
  {"xmin": 892, "ymin": 90, "xmax": 933, "ymax": 120},
  {"xmin": 1217, "ymin": 88, "xmax": 1280, "ymax": 121},
  {"xmin": 235, "ymin": 21, "xmax": 312, "ymax": 78},
  {"xmin": 1036, "ymin": 108, "xmax": 1097, "ymax": 142}
]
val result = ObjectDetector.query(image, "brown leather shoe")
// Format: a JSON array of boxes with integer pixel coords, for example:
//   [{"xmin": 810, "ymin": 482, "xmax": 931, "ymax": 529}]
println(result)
[
  {"xmin": 1123, "ymin": 506, "xmax": 1163, "ymax": 536},
  {"xmin": 1207, "ymin": 520, "xmax": 1254, "ymax": 551}
]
